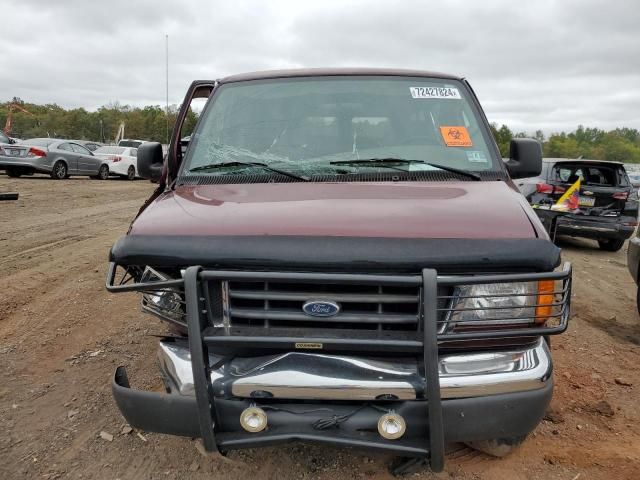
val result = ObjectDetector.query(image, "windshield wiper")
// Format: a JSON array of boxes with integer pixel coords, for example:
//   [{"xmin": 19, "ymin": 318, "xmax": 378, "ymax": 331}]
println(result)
[
  {"xmin": 189, "ymin": 161, "xmax": 309, "ymax": 181},
  {"xmin": 330, "ymin": 158, "xmax": 482, "ymax": 181}
]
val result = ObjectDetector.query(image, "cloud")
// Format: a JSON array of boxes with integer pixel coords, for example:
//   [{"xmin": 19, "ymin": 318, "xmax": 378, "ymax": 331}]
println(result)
[{"xmin": 1, "ymin": 0, "xmax": 638, "ymax": 132}]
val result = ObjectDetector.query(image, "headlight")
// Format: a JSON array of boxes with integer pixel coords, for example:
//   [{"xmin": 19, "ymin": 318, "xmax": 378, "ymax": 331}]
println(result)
[
  {"xmin": 140, "ymin": 267, "xmax": 184, "ymax": 323},
  {"xmin": 448, "ymin": 280, "xmax": 555, "ymax": 329}
]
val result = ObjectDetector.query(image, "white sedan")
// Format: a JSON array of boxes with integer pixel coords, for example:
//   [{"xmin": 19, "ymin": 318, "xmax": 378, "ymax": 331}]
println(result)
[{"xmin": 93, "ymin": 146, "xmax": 139, "ymax": 180}]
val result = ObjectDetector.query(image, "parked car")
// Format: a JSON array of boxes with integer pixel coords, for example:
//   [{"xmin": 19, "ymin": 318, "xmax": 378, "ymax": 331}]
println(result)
[
  {"xmin": 118, "ymin": 139, "xmax": 146, "ymax": 148},
  {"xmin": 517, "ymin": 158, "xmax": 639, "ymax": 251},
  {"xmin": 628, "ymin": 172, "xmax": 640, "ymax": 189},
  {"xmin": 0, "ymin": 132, "xmax": 11, "ymax": 172},
  {"xmin": 93, "ymin": 145, "xmax": 139, "ymax": 180},
  {"xmin": 0, "ymin": 138, "xmax": 109, "ymax": 179},
  {"xmin": 105, "ymin": 69, "xmax": 572, "ymax": 472},
  {"xmin": 180, "ymin": 135, "xmax": 191, "ymax": 155},
  {"xmin": 0, "ymin": 130, "xmax": 15, "ymax": 146}
]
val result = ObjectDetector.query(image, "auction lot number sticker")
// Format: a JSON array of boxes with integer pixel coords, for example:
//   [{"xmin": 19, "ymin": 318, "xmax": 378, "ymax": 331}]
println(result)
[{"xmin": 410, "ymin": 86, "xmax": 461, "ymax": 99}]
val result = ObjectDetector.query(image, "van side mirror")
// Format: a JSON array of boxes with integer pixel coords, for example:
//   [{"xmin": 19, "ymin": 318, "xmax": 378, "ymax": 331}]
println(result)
[
  {"xmin": 505, "ymin": 138, "xmax": 542, "ymax": 179},
  {"xmin": 137, "ymin": 142, "xmax": 163, "ymax": 181}
]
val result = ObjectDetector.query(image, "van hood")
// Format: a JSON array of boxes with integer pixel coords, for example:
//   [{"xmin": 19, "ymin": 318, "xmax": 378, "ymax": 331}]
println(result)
[{"xmin": 130, "ymin": 181, "xmax": 542, "ymax": 239}]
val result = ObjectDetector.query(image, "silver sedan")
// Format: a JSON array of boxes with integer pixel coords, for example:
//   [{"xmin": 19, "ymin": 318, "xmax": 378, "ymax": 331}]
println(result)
[{"xmin": 0, "ymin": 138, "xmax": 109, "ymax": 180}]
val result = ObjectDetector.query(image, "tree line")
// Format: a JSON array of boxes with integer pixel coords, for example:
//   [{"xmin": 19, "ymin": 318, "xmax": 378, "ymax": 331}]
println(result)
[
  {"xmin": 2, "ymin": 98, "xmax": 639, "ymax": 162},
  {"xmin": 490, "ymin": 124, "xmax": 640, "ymax": 163},
  {"xmin": 1, "ymin": 98, "xmax": 198, "ymax": 144}
]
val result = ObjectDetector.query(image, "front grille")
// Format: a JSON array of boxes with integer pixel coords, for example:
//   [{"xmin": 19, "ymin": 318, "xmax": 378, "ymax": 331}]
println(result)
[{"xmin": 225, "ymin": 280, "xmax": 422, "ymax": 331}]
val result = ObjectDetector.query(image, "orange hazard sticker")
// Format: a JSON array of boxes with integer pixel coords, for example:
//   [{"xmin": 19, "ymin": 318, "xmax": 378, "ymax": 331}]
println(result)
[{"xmin": 440, "ymin": 126, "xmax": 473, "ymax": 147}]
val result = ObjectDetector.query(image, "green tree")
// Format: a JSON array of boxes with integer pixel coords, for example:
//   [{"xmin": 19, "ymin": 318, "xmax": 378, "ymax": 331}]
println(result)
[
  {"xmin": 544, "ymin": 133, "xmax": 581, "ymax": 158},
  {"xmin": 490, "ymin": 123, "xmax": 513, "ymax": 157}
]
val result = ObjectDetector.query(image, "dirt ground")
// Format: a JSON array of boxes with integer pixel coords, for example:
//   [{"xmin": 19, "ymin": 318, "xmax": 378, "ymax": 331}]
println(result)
[{"xmin": 1, "ymin": 175, "xmax": 639, "ymax": 480}]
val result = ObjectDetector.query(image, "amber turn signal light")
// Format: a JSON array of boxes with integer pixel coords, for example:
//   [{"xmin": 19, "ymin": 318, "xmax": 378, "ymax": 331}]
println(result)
[{"xmin": 535, "ymin": 280, "xmax": 555, "ymax": 324}]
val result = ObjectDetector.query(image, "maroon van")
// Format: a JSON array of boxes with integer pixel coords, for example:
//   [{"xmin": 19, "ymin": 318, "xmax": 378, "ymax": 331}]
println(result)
[{"xmin": 106, "ymin": 69, "xmax": 571, "ymax": 473}]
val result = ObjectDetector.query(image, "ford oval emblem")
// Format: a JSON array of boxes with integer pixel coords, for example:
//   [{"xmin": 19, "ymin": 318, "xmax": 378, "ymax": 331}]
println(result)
[{"xmin": 302, "ymin": 300, "xmax": 341, "ymax": 317}]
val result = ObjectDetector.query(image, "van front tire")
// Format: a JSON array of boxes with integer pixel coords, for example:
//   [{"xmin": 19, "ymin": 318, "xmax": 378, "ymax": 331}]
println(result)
[{"xmin": 466, "ymin": 435, "xmax": 527, "ymax": 457}]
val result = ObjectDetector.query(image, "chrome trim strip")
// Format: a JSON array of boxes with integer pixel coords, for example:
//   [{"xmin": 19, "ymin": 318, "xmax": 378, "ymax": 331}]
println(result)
[
  {"xmin": 228, "ymin": 352, "xmax": 419, "ymax": 400},
  {"xmin": 439, "ymin": 340, "xmax": 551, "ymax": 398},
  {"xmin": 158, "ymin": 342, "xmax": 226, "ymax": 396},
  {"xmin": 158, "ymin": 339, "xmax": 551, "ymax": 401},
  {"xmin": 157, "ymin": 341, "xmax": 195, "ymax": 395}
]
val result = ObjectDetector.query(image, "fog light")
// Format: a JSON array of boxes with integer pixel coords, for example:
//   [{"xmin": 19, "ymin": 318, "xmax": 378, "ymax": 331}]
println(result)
[
  {"xmin": 240, "ymin": 407, "xmax": 268, "ymax": 433},
  {"xmin": 377, "ymin": 412, "xmax": 406, "ymax": 440}
]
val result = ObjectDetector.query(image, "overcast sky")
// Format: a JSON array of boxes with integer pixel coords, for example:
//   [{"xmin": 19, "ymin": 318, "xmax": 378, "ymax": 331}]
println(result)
[{"xmin": 2, "ymin": 0, "xmax": 639, "ymax": 133}]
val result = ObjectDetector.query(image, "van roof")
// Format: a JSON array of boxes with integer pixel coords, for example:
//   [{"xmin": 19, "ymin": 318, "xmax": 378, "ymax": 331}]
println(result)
[{"xmin": 218, "ymin": 67, "xmax": 462, "ymax": 84}]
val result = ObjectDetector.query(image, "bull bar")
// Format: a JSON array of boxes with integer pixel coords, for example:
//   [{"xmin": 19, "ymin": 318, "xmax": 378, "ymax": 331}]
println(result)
[{"xmin": 107, "ymin": 262, "xmax": 571, "ymax": 472}]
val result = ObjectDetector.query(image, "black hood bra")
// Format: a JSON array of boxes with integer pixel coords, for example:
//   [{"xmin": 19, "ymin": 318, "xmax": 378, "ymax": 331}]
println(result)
[{"xmin": 111, "ymin": 235, "xmax": 560, "ymax": 274}]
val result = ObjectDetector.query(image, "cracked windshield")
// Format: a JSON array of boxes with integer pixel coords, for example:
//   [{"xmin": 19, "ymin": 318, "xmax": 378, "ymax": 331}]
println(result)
[{"xmin": 183, "ymin": 77, "xmax": 497, "ymax": 178}]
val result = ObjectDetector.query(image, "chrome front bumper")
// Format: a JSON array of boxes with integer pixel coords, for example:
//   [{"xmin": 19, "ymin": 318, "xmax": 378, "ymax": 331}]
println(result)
[{"xmin": 158, "ymin": 339, "xmax": 551, "ymax": 401}]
